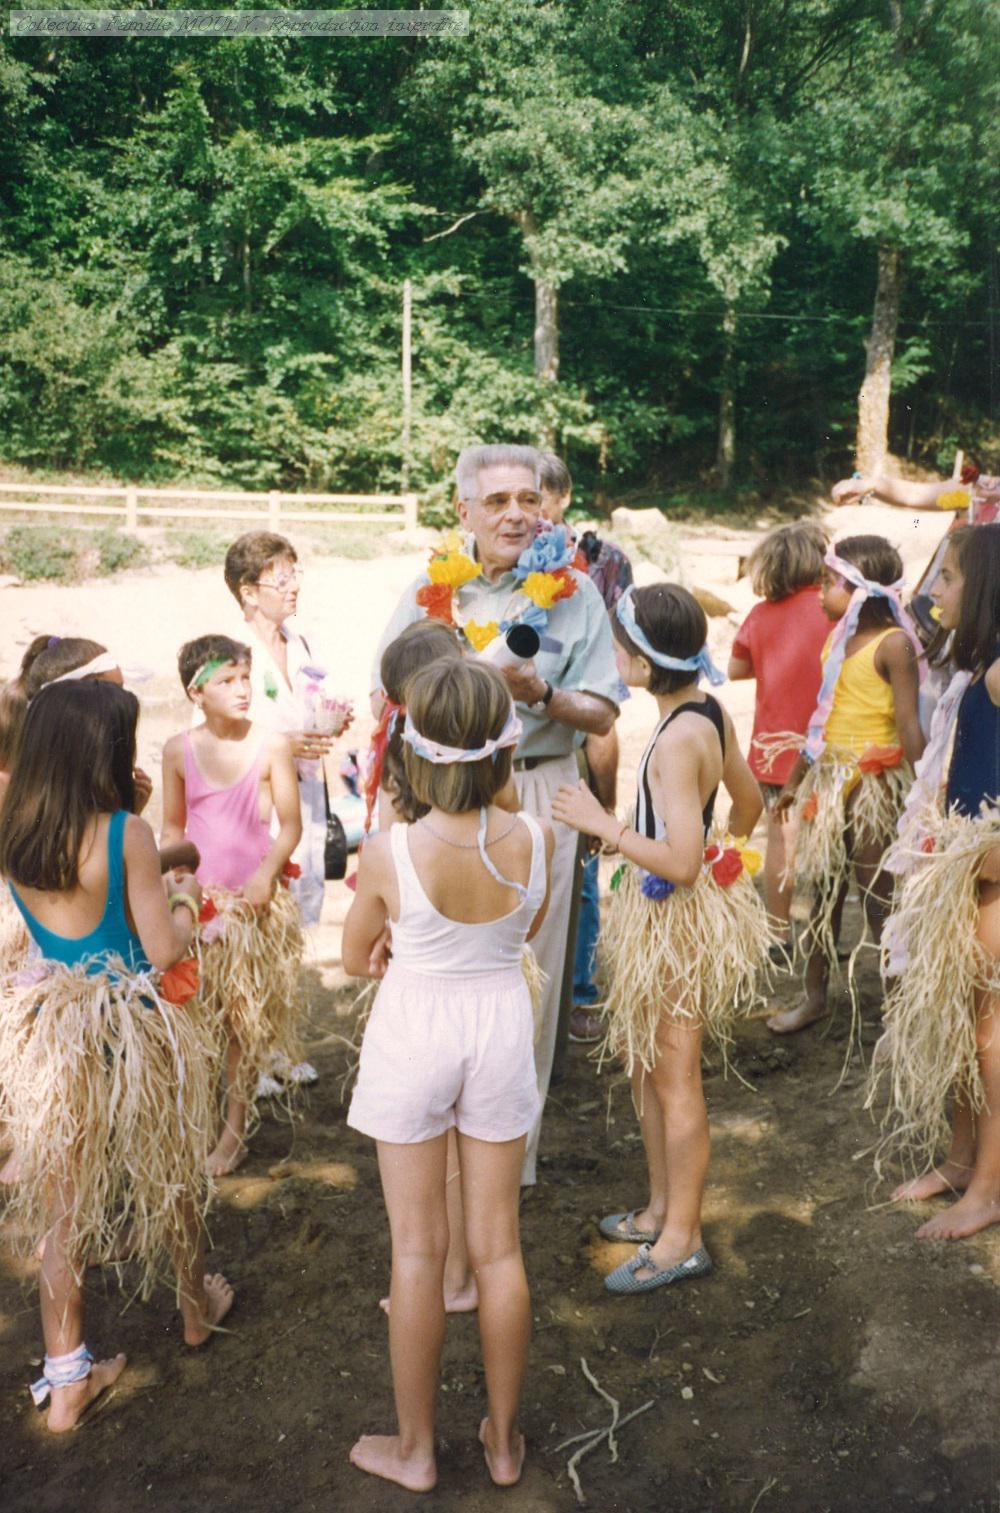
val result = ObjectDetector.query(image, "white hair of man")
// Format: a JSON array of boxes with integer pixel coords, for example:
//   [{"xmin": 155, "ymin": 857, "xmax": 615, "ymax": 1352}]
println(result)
[{"xmin": 455, "ymin": 444, "xmax": 541, "ymax": 501}]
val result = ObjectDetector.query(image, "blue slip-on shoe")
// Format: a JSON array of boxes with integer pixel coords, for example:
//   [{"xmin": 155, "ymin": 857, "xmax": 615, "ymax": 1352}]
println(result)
[
  {"xmin": 604, "ymin": 1243, "xmax": 712, "ymax": 1295},
  {"xmin": 598, "ymin": 1210, "xmax": 662, "ymax": 1244}
]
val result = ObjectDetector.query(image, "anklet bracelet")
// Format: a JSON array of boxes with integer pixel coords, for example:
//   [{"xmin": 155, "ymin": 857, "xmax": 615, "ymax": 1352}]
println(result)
[{"xmin": 168, "ymin": 893, "xmax": 199, "ymax": 920}]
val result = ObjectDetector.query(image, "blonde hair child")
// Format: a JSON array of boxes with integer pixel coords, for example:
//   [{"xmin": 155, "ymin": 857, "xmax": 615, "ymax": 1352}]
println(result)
[
  {"xmin": 343, "ymin": 659, "xmax": 553, "ymax": 1493},
  {"xmin": 729, "ymin": 522, "xmax": 830, "ymax": 960}
]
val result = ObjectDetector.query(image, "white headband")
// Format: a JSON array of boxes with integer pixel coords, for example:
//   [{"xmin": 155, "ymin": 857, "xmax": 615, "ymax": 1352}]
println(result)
[
  {"xmin": 42, "ymin": 651, "xmax": 120, "ymax": 687},
  {"xmin": 402, "ymin": 706, "xmax": 522, "ymax": 764}
]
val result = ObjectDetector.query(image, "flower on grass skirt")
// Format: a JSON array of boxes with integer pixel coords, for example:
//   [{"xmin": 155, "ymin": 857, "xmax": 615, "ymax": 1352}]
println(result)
[
  {"xmin": 801, "ymin": 792, "xmax": 818, "ymax": 821},
  {"xmin": 703, "ymin": 844, "xmax": 744, "ymax": 887},
  {"xmin": 857, "ymin": 743, "xmax": 904, "ymax": 776},
  {"xmin": 609, "ymin": 864, "xmax": 626, "ymax": 893},
  {"xmin": 921, "ymin": 835, "xmax": 936, "ymax": 854},
  {"xmin": 640, "ymin": 871, "xmax": 675, "ymax": 900},
  {"xmin": 279, "ymin": 860, "xmax": 302, "ymax": 888},
  {"xmin": 159, "ymin": 956, "xmax": 200, "ymax": 1006}
]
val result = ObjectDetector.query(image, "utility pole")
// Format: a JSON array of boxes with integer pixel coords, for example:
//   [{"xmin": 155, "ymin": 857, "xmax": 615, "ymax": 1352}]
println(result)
[{"xmin": 401, "ymin": 278, "xmax": 412, "ymax": 494}]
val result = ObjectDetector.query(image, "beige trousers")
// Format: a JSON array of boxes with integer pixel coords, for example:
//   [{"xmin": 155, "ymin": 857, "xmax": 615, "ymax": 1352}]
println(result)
[{"xmin": 516, "ymin": 751, "xmax": 581, "ymax": 1185}]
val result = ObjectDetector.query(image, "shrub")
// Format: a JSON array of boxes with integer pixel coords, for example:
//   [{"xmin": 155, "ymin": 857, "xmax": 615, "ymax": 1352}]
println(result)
[
  {"xmin": 94, "ymin": 528, "xmax": 148, "ymax": 575},
  {"xmin": 4, "ymin": 526, "xmax": 80, "ymax": 582}
]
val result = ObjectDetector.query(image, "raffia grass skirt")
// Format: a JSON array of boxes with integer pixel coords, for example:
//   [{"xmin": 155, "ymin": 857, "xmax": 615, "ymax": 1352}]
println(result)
[
  {"xmin": 867, "ymin": 807, "xmax": 1000, "ymax": 1179},
  {"xmin": 0, "ymin": 888, "xmax": 29, "ymax": 977},
  {"xmin": 0, "ymin": 960, "xmax": 217, "ymax": 1296},
  {"xmin": 790, "ymin": 750, "xmax": 912, "ymax": 965},
  {"xmin": 600, "ymin": 863, "xmax": 773, "ymax": 1076},
  {"xmin": 198, "ymin": 884, "xmax": 305, "ymax": 1106}
]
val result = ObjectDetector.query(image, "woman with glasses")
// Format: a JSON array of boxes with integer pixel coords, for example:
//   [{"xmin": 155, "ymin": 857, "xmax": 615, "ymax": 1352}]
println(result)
[{"xmin": 223, "ymin": 532, "xmax": 347, "ymax": 931}]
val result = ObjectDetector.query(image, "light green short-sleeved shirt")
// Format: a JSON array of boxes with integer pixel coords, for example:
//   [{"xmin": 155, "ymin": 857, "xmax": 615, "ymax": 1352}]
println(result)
[{"xmin": 373, "ymin": 558, "xmax": 621, "ymax": 761}]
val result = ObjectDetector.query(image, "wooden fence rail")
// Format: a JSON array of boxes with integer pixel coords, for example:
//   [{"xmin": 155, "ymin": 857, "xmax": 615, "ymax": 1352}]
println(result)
[{"xmin": 0, "ymin": 481, "xmax": 420, "ymax": 532}]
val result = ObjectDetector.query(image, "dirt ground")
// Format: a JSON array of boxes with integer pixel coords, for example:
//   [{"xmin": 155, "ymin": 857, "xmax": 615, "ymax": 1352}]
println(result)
[{"xmin": 3, "ymin": 505, "xmax": 998, "ymax": 1512}]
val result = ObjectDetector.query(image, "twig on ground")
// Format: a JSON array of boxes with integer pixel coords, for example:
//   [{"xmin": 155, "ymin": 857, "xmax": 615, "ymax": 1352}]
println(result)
[
  {"xmin": 553, "ymin": 1356, "xmax": 655, "ymax": 1505},
  {"xmin": 749, "ymin": 1476, "xmax": 778, "ymax": 1513}
]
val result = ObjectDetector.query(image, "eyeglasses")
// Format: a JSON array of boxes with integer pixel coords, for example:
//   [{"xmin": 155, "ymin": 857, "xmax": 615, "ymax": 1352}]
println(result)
[
  {"xmin": 466, "ymin": 491, "xmax": 543, "ymax": 516},
  {"xmin": 256, "ymin": 569, "xmax": 303, "ymax": 591}
]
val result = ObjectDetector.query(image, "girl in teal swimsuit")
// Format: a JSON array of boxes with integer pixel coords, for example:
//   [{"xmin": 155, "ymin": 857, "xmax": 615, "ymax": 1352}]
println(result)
[{"xmin": 0, "ymin": 682, "xmax": 233, "ymax": 1432}]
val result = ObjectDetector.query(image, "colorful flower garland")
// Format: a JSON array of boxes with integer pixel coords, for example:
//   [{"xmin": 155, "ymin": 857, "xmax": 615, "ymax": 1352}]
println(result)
[
  {"xmin": 610, "ymin": 836, "xmax": 762, "ymax": 902},
  {"xmin": 415, "ymin": 525, "xmax": 580, "ymax": 652}
]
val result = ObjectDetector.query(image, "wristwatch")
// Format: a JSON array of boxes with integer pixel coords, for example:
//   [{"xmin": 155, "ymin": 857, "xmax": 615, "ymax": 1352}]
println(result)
[{"xmin": 531, "ymin": 679, "xmax": 554, "ymax": 712}]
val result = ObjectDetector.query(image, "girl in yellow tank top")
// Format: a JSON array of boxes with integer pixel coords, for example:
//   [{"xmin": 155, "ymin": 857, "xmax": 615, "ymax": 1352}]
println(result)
[{"xmin": 768, "ymin": 536, "xmax": 925, "ymax": 1036}]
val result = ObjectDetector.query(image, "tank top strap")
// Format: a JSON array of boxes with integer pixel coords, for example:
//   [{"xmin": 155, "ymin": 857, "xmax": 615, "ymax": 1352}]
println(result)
[
  {"xmin": 516, "ymin": 811, "xmax": 547, "ymax": 909},
  {"xmin": 389, "ymin": 822, "xmax": 421, "ymax": 916},
  {"xmin": 636, "ymin": 696, "xmax": 726, "ymax": 839},
  {"xmin": 106, "ymin": 809, "xmax": 128, "ymax": 917}
]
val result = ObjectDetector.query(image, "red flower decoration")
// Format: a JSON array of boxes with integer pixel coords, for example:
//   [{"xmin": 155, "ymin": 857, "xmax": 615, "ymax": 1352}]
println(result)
[
  {"xmin": 921, "ymin": 835, "xmax": 936, "ymax": 854},
  {"xmin": 703, "ymin": 844, "xmax": 721, "ymax": 863},
  {"xmin": 160, "ymin": 956, "xmax": 200, "ymax": 1006},
  {"xmin": 550, "ymin": 567, "xmax": 578, "ymax": 603},
  {"xmin": 858, "ymin": 744, "xmax": 904, "ymax": 776},
  {"xmin": 198, "ymin": 897, "xmax": 217, "ymax": 925},
  {"xmin": 711, "ymin": 848, "xmax": 744, "ymax": 887},
  {"xmin": 572, "ymin": 545, "xmax": 589, "ymax": 574},
  {"xmin": 283, "ymin": 860, "xmax": 301, "ymax": 879},
  {"xmin": 961, "ymin": 463, "xmax": 981, "ymax": 486},
  {"xmin": 415, "ymin": 582, "xmax": 455, "ymax": 626},
  {"xmin": 801, "ymin": 793, "xmax": 818, "ymax": 821}
]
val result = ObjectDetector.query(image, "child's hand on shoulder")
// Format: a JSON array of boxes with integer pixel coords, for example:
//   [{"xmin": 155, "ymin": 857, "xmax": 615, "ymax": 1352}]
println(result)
[
  {"xmin": 552, "ymin": 779, "xmax": 612, "ymax": 840},
  {"xmin": 241, "ymin": 867, "xmax": 274, "ymax": 911}
]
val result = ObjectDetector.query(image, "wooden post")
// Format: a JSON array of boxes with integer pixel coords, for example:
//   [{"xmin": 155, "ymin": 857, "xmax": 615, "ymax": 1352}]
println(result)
[
  {"xmin": 125, "ymin": 487, "xmax": 138, "ymax": 531},
  {"xmin": 952, "ymin": 449, "xmax": 964, "ymax": 480},
  {"xmin": 403, "ymin": 493, "xmax": 418, "ymax": 532},
  {"xmin": 402, "ymin": 278, "xmax": 412, "ymax": 497},
  {"xmin": 268, "ymin": 491, "xmax": 280, "ymax": 530}
]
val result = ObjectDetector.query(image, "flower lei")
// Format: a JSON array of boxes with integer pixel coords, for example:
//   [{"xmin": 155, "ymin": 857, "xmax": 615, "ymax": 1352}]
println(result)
[
  {"xmin": 610, "ymin": 836, "xmax": 762, "ymax": 901},
  {"xmin": 415, "ymin": 525, "xmax": 579, "ymax": 652}
]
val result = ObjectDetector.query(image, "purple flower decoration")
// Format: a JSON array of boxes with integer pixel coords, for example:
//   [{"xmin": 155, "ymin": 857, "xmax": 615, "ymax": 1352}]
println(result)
[
  {"xmin": 514, "ymin": 523, "xmax": 575, "ymax": 580},
  {"xmin": 640, "ymin": 871, "xmax": 675, "ymax": 901}
]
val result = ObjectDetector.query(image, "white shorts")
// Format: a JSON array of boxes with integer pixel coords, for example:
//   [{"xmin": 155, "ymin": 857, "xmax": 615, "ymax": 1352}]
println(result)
[{"xmin": 347, "ymin": 962, "xmax": 539, "ymax": 1145}]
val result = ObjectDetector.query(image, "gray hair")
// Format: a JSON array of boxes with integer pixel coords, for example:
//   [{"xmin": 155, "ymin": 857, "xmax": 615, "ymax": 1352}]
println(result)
[
  {"xmin": 455, "ymin": 445, "xmax": 540, "ymax": 501},
  {"xmin": 537, "ymin": 450, "xmax": 572, "ymax": 496}
]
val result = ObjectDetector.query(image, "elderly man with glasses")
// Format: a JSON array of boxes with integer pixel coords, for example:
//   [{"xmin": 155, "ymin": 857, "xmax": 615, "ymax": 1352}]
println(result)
[{"xmin": 372, "ymin": 444, "xmax": 621, "ymax": 1184}]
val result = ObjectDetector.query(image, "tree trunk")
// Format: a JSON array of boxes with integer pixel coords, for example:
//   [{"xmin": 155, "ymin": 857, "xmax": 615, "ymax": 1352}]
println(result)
[
  {"xmin": 856, "ymin": 243, "xmax": 901, "ymax": 475},
  {"xmin": 533, "ymin": 276, "xmax": 559, "ymax": 383},
  {"xmin": 517, "ymin": 210, "xmax": 559, "ymax": 384},
  {"xmin": 715, "ymin": 304, "xmax": 737, "ymax": 488}
]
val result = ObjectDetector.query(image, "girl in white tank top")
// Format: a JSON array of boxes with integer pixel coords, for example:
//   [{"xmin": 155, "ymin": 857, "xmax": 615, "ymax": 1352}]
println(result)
[{"xmin": 342, "ymin": 660, "xmax": 553, "ymax": 1494}]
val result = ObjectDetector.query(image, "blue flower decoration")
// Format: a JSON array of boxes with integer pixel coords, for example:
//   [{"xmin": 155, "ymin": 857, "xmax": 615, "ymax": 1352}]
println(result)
[
  {"xmin": 640, "ymin": 871, "xmax": 675, "ymax": 901},
  {"xmin": 513, "ymin": 523, "xmax": 575, "ymax": 580}
]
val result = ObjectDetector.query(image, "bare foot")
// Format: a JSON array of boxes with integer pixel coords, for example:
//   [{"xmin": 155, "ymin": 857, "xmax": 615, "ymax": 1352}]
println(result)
[
  {"xmin": 1, "ymin": 1152, "xmax": 19, "ymax": 1184},
  {"xmin": 892, "ymin": 1162, "xmax": 971, "ymax": 1203},
  {"xmin": 379, "ymin": 1278, "xmax": 479, "ymax": 1316},
  {"xmin": 207, "ymin": 1133, "xmax": 247, "ymax": 1178},
  {"xmin": 767, "ymin": 1000, "xmax": 828, "ymax": 1035},
  {"xmin": 915, "ymin": 1193, "xmax": 1000, "ymax": 1241},
  {"xmin": 479, "ymin": 1417, "xmax": 525, "ymax": 1487},
  {"xmin": 46, "ymin": 1354, "xmax": 127, "ymax": 1433},
  {"xmin": 348, "ymin": 1434, "xmax": 437, "ymax": 1492},
  {"xmin": 183, "ymin": 1272, "xmax": 235, "ymax": 1347}
]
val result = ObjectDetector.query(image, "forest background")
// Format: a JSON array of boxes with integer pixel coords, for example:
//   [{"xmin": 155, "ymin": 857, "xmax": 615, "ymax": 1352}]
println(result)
[{"xmin": 1, "ymin": 0, "xmax": 998, "ymax": 521}]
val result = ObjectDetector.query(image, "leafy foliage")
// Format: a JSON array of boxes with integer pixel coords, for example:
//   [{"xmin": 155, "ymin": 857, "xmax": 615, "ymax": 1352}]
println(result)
[{"xmin": 0, "ymin": 0, "xmax": 996, "ymax": 501}]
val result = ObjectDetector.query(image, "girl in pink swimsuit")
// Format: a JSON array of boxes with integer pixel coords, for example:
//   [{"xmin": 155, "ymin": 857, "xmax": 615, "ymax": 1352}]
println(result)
[{"xmin": 161, "ymin": 634, "xmax": 302, "ymax": 1176}]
